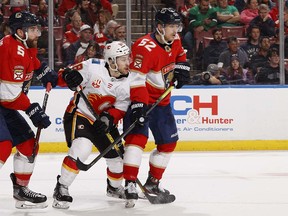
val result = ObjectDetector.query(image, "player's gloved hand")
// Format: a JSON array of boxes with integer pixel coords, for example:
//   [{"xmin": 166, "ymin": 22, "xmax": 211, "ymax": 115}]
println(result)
[
  {"xmin": 173, "ymin": 62, "xmax": 191, "ymax": 89},
  {"xmin": 130, "ymin": 102, "xmax": 148, "ymax": 126},
  {"xmin": 93, "ymin": 112, "xmax": 114, "ymax": 135},
  {"xmin": 62, "ymin": 68, "xmax": 83, "ymax": 91},
  {"xmin": 25, "ymin": 103, "xmax": 51, "ymax": 129},
  {"xmin": 35, "ymin": 62, "xmax": 58, "ymax": 88}
]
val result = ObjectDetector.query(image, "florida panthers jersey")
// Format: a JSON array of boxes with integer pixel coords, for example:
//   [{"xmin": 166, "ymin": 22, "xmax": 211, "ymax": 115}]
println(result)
[
  {"xmin": 129, "ymin": 33, "xmax": 186, "ymax": 106},
  {"xmin": 0, "ymin": 35, "xmax": 40, "ymax": 111},
  {"xmin": 63, "ymin": 58, "xmax": 131, "ymax": 123}
]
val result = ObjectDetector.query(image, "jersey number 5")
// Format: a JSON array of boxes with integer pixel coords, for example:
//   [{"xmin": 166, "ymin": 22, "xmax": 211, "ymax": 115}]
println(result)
[
  {"xmin": 17, "ymin": 45, "xmax": 25, "ymax": 57},
  {"xmin": 138, "ymin": 39, "xmax": 156, "ymax": 52}
]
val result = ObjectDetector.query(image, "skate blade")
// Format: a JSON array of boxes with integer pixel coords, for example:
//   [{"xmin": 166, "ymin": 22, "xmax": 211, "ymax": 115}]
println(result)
[
  {"xmin": 125, "ymin": 199, "xmax": 136, "ymax": 208},
  {"xmin": 52, "ymin": 199, "xmax": 71, "ymax": 209},
  {"xmin": 15, "ymin": 200, "xmax": 48, "ymax": 209}
]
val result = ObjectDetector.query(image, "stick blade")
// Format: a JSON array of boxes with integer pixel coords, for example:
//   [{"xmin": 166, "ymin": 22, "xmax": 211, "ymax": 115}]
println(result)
[
  {"xmin": 76, "ymin": 157, "xmax": 90, "ymax": 171},
  {"xmin": 146, "ymin": 193, "xmax": 176, "ymax": 204}
]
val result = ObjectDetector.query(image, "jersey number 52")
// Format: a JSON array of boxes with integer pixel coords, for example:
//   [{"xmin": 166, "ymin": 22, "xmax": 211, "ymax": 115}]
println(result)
[{"xmin": 138, "ymin": 39, "xmax": 156, "ymax": 52}]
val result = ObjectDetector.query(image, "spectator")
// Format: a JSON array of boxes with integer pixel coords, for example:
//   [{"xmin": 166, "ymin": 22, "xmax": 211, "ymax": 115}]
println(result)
[
  {"xmin": 179, "ymin": 0, "xmax": 197, "ymax": 34},
  {"xmin": 218, "ymin": 36, "xmax": 249, "ymax": 69},
  {"xmin": 57, "ymin": 0, "xmax": 76, "ymax": 16},
  {"xmin": 0, "ymin": 22, "xmax": 11, "ymax": 39},
  {"xmin": 191, "ymin": 64, "xmax": 227, "ymax": 84},
  {"xmin": 255, "ymin": 48, "xmax": 288, "ymax": 84},
  {"xmin": 94, "ymin": 19, "xmax": 118, "ymax": 49},
  {"xmin": 184, "ymin": 0, "xmax": 217, "ymax": 58},
  {"xmin": 241, "ymin": 25, "xmax": 261, "ymax": 61},
  {"xmin": 74, "ymin": 40, "xmax": 102, "ymax": 63},
  {"xmin": 62, "ymin": 10, "xmax": 82, "ymax": 50},
  {"xmin": 202, "ymin": 28, "xmax": 228, "ymax": 69},
  {"xmin": 223, "ymin": 56, "xmax": 254, "ymax": 84},
  {"xmin": 270, "ymin": 29, "xmax": 288, "ymax": 58},
  {"xmin": 93, "ymin": 9, "xmax": 112, "ymax": 35},
  {"xmin": 249, "ymin": 36, "xmax": 271, "ymax": 75},
  {"xmin": 74, "ymin": 0, "xmax": 97, "ymax": 27},
  {"xmin": 248, "ymin": 4, "xmax": 275, "ymax": 37},
  {"xmin": 234, "ymin": 0, "xmax": 246, "ymax": 13},
  {"xmin": 215, "ymin": 0, "xmax": 241, "ymax": 27},
  {"xmin": 259, "ymin": 0, "xmax": 275, "ymax": 9},
  {"xmin": 65, "ymin": 24, "xmax": 93, "ymax": 66},
  {"xmin": 113, "ymin": 24, "xmax": 126, "ymax": 43},
  {"xmin": 36, "ymin": 0, "xmax": 60, "ymax": 27},
  {"xmin": 240, "ymin": 0, "xmax": 259, "ymax": 29}
]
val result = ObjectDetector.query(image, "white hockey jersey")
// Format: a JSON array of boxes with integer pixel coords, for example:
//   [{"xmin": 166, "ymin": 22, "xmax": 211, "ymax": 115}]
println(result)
[{"xmin": 65, "ymin": 58, "xmax": 131, "ymax": 123}]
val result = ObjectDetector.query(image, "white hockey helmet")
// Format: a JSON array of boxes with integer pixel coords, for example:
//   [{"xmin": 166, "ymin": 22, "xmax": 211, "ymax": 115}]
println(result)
[{"xmin": 104, "ymin": 41, "xmax": 130, "ymax": 63}]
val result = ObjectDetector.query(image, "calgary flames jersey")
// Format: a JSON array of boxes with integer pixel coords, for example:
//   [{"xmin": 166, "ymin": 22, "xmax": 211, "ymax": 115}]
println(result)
[
  {"xmin": 62, "ymin": 58, "xmax": 131, "ymax": 124},
  {"xmin": 0, "ymin": 35, "xmax": 40, "ymax": 111},
  {"xmin": 129, "ymin": 33, "xmax": 186, "ymax": 106}
]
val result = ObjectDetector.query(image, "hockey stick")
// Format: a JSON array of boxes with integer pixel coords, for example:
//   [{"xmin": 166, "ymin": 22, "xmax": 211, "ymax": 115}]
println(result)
[
  {"xmin": 76, "ymin": 85, "xmax": 174, "ymax": 171},
  {"xmin": 28, "ymin": 82, "xmax": 52, "ymax": 163},
  {"xmin": 76, "ymin": 85, "xmax": 175, "ymax": 204}
]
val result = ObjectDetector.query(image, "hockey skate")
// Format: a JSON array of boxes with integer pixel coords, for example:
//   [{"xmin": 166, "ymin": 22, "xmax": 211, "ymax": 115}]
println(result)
[
  {"xmin": 52, "ymin": 175, "xmax": 73, "ymax": 209},
  {"xmin": 10, "ymin": 173, "xmax": 47, "ymax": 209},
  {"xmin": 138, "ymin": 174, "xmax": 176, "ymax": 204},
  {"xmin": 124, "ymin": 180, "xmax": 138, "ymax": 208},
  {"xmin": 106, "ymin": 179, "xmax": 125, "ymax": 199}
]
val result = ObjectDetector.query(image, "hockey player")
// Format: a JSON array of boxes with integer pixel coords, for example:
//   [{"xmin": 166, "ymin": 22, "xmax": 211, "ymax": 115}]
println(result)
[
  {"xmin": 122, "ymin": 8, "xmax": 191, "ymax": 208},
  {"xmin": 0, "ymin": 11, "xmax": 58, "ymax": 209},
  {"xmin": 52, "ymin": 41, "xmax": 131, "ymax": 209}
]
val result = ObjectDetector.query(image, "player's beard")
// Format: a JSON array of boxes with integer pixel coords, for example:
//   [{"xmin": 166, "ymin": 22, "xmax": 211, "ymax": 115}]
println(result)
[{"xmin": 26, "ymin": 38, "xmax": 38, "ymax": 48}]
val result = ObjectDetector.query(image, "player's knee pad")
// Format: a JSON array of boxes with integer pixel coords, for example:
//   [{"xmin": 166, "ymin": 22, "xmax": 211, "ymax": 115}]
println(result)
[
  {"xmin": 125, "ymin": 134, "xmax": 148, "ymax": 149},
  {"xmin": 105, "ymin": 156, "xmax": 123, "ymax": 173},
  {"xmin": 0, "ymin": 140, "xmax": 13, "ymax": 164},
  {"xmin": 16, "ymin": 138, "xmax": 37, "ymax": 157},
  {"xmin": 68, "ymin": 137, "xmax": 93, "ymax": 162},
  {"xmin": 157, "ymin": 142, "xmax": 177, "ymax": 153}
]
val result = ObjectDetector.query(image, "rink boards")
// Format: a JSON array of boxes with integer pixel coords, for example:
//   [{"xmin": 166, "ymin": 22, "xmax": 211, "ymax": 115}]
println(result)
[{"xmin": 19, "ymin": 85, "xmax": 288, "ymax": 152}]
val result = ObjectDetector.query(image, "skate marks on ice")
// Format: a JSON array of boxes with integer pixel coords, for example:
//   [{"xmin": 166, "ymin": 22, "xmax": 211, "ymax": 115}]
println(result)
[{"xmin": 1, "ymin": 152, "xmax": 288, "ymax": 216}]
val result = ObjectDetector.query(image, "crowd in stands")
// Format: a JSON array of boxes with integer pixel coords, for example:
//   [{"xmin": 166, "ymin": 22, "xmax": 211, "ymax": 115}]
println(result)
[
  {"xmin": 0, "ymin": 0, "xmax": 121, "ymax": 69},
  {"xmin": 178, "ymin": 0, "xmax": 288, "ymax": 84},
  {"xmin": 0, "ymin": 0, "xmax": 288, "ymax": 85}
]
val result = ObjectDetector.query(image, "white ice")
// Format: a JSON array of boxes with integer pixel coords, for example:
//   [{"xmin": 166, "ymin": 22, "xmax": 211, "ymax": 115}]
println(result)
[{"xmin": 1, "ymin": 151, "xmax": 288, "ymax": 216}]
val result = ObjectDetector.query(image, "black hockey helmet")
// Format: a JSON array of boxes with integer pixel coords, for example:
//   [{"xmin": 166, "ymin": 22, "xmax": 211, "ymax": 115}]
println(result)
[
  {"xmin": 155, "ymin": 8, "xmax": 181, "ymax": 25},
  {"xmin": 9, "ymin": 11, "xmax": 39, "ymax": 34}
]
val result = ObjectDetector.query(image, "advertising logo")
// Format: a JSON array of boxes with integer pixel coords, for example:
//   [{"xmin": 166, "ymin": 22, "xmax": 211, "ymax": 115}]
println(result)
[{"xmin": 171, "ymin": 95, "xmax": 234, "ymax": 132}]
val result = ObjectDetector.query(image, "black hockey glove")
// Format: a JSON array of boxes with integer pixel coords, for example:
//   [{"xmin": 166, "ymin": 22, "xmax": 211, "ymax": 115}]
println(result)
[
  {"xmin": 62, "ymin": 68, "xmax": 83, "ymax": 91},
  {"xmin": 93, "ymin": 112, "xmax": 114, "ymax": 134},
  {"xmin": 130, "ymin": 102, "xmax": 148, "ymax": 126},
  {"xmin": 173, "ymin": 62, "xmax": 191, "ymax": 89},
  {"xmin": 35, "ymin": 62, "xmax": 58, "ymax": 88},
  {"xmin": 25, "ymin": 103, "xmax": 51, "ymax": 129}
]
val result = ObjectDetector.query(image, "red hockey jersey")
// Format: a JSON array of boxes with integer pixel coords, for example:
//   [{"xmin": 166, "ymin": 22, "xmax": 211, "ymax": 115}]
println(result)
[
  {"xmin": 129, "ymin": 33, "xmax": 186, "ymax": 106},
  {"xmin": 0, "ymin": 35, "xmax": 40, "ymax": 111}
]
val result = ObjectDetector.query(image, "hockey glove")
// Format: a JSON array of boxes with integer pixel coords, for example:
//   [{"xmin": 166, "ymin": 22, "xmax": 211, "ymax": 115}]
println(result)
[
  {"xmin": 25, "ymin": 103, "xmax": 51, "ymax": 129},
  {"xmin": 35, "ymin": 62, "xmax": 58, "ymax": 88},
  {"xmin": 131, "ymin": 102, "xmax": 148, "ymax": 126},
  {"xmin": 93, "ymin": 112, "xmax": 114, "ymax": 135},
  {"xmin": 173, "ymin": 62, "xmax": 191, "ymax": 89},
  {"xmin": 62, "ymin": 68, "xmax": 83, "ymax": 91}
]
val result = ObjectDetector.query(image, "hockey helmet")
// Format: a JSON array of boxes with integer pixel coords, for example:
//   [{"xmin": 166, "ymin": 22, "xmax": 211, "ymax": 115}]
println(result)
[
  {"xmin": 9, "ymin": 11, "xmax": 39, "ymax": 34},
  {"xmin": 104, "ymin": 41, "xmax": 130, "ymax": 63},
  {"xmin": 155, "ymin": 8, "xmax": 181, "ymax": 25}
]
